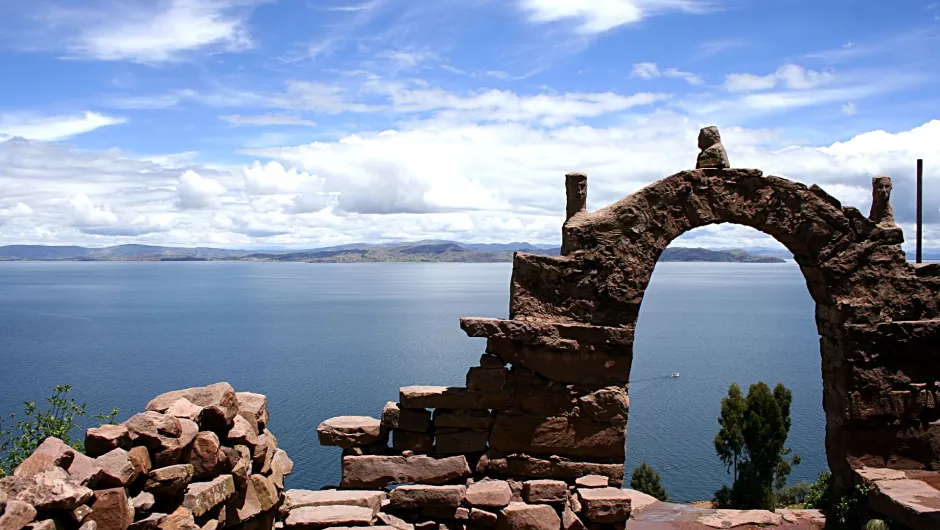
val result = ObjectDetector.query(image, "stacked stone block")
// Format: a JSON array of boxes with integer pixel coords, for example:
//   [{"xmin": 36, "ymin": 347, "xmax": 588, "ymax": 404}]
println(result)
[{"xmin": 0, "ymin": 383, "xmax": 292, "ymax": 530}]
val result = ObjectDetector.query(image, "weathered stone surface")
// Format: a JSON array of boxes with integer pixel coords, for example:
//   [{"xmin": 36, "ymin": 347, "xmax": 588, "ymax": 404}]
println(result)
[
  {"xmin": 496, "ymin": 503, "xmax": 559, "ymax": 530},
  {"xmin": 165, "ymin": 399, "xmax": 203, "ymax": 423},
  {"xmin": 388, "ymin": 485, "xmax": 465, "ymax": 509},
  {"xmin": 177, "ymin": 419, "xmax": 199, "ymax": 452},
  {"xmin": 697, "ymin": 510, "xmax": 782, "ymax": 528},
  {"xmin": 132, "ymin": 492, "xmax": 156, "ymax": 512},
  {"xmin": 125, "ymin": 412, "xmax": 182, "ymax": 446},
  {"xmin": 226, "ymin": 416, "xmax": 259, "ymax": 450},
  {"xmin": 399, "ymin": 387, "xmax": 508, "ymax": 410},
  {"xmin": 185, "ymin": 432, "xmax": 222, "ymax": 480},
  {"xmin": 696, "ymin": 143, "xmax": 729, "ymax": 169},
  {"xmin": 225, "ymin": 446, "xmax": 251, "ymax": 489},
  {"xmin": 71, "ymin": 504, "xmax": 94, "ymax": 524},
  {"xmin": 435, "ymin": 429, "xmax": 488, "ymax": 455},
  {"xmin": 225, "ymin": 475, "xmax": 277, "ymax": 525},
  {"xmin": 182, "ymin": 475, "xmax": 235, "ymax": 518},
  {"xmin": 145, "ymin": 465, "xmax": 194, "ymax": 497},
  {"xmin": 464, "ymin": 481, "xmax": 512, "ymax": 508},
  {"xmin": 146, "ymin": 383, "xmax": 238, "ymax": 433},
  {"xmin": 0, "ymin": 467, "xmax": 93, "ymax": 511},
  {"xmin": 67, "ymin": 452, "xmax": 104, "ymax": 488},
  {"xmin": 868, "ymin": 478, "xmax": 940, "ymax": 529},
  {"xmin": 697, "ymin": 126, "xmax": 720, "ymax": 150},
  {"xmin": 574, "ymin": 476, "xmax": 607, "ymax": 489},
  {"xmin": 522, "ymin": 481, "xmax": 567, "ymax": 504},
  {"xmin": 484, "ymin": 339, "xmax": 630, "ymax": 386},
  {"xmin": 392, "ymin": 431, "xmax": 433, "ymax": 454},
  {"xmin": 284, "ymin": 490, "xmax": 385, "ymax": 515},
  {"xmin": 380, "ymin": 402, "xmax": 400, "ymax": 430},
  {"xmin": 561, "ymin": 505, "xmax": 585, "ymax": 530},
  {"xmin": 619, "ymin": 490, "xmax": 658, "ymax": 514},
  {"xmin": 129, "ymin": 513, "xmax": 167, "ymax": 530},
  {"xmin": 0, "ymin": 500, "xmax": 37, "ymax": 530},
  {"xmin": 375, "ymin": 512, "xmax": 413, "ymax": 530},
  {"xmin": 156, "ymin": 507, "xmax": 199, "ymax": 530},
  {"xmin": 79, "ymin": 521, "xmax": 98, "ymax": 530},
  {"xmin": 397, "ymin": 410, "xmax": 431, "ymax": 434},
  {"xmin": 466, "ymin": 368, "xmax": 508, "ymax": 392},
  {"xmin": 469, "ymin": 509, "xmax": 497, "ymax": 528},
  {"xmin": 577, "ymin": 488, "xmax": 631, "ymax": 523},
  {"xmin": 316, "ymin": 417, "xmax": 383, "ymax": 449},
  {"xmin": 454, "ymin": 507, "xmax": 469, "ymax": 521},
  {"xmin": 268, "ymin": 449, "xmax": 293, "ymax": 490},
  {"xmin": 433, "ymin": 410, "xmax": 493, "ymax": 430},
  {"xmin": 235, "ymin": 393, "xmax": 269, "ymax": 430},
  {"xmin": 283, "ymin": 506, "xmax": 373, "ymax": 529},
  {"xmin": 489, "ymin": 414, "xmax": 624, "ymax": 459},
  {"xmin": 460, "ymin": 318, "xmax": 632, "ymax": 347},
  {"xmin": 25, "ymin": 520, "xmax": 57, "ymax": 530},
  {"xmin": 13, "ymin": 438, "xmax": 74, "ymax": 478},
  {"xmin": 477, "ymin": 453, "xmax": 623, "ymax": 486},
  {"xmin": 87, "ymin": 488, "xmax": 132, "ymax": 530},
  {"xmin": 576, "ymin": 388, "xmax": 628, "ymax": 424},
  {"xmin": 340, "ymin": 455, "xmax": 471, "ymax": 489},
  {"xmin": 128, "ymin": 447, "xmax": 152, "ymax": 478},
  {"xmin": 86, "ymin": 426, "xmax": 132, "ymax": 458},
  {"xmin": 95, "ymin": 449, "xmax": 138, "ymax": 487},
  {"xmin": 480, "ymin": 353, "xmax": 506, "ymax": 368}
]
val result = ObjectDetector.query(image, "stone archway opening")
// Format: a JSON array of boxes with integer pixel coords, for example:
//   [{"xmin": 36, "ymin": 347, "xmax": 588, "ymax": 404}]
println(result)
[{"xmin": 626, "ymin": 225, "xmax": 825, "ymax": 502}]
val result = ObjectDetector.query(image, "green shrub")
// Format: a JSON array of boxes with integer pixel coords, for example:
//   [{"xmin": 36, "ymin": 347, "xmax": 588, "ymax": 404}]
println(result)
[
  {"xmin": 0, "ymin": 385, "xmax": 118, "ymax": 477},
  {"xmin": 803, "ymin": 472, "xmax": 833, "ymax": 510},
  {"xmin": 630, "ymin": 462, "xmax": 668, "ymax": 501},
  {"xmin": 863, "ymin": 519, "xmax": 890, "ymax": 530},
  {"xmin": 712, "ymin": 485, "xmax": 733, "ymax": 508},
  {"xmin": 776, "ymin": 481, "xmax": 812, "ymax": 507}
]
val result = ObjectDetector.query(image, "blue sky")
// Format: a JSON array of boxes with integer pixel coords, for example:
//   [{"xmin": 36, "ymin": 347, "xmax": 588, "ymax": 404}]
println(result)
[{"xmin": 0, "ymin": 0, "xmax": 938, "ymax": 249}]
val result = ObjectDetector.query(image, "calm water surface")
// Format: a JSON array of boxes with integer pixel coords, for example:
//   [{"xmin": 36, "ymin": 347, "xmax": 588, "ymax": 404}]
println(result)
[{"xmin": 0, "ymin": 261, "xmax": 824, "ymax": 502}]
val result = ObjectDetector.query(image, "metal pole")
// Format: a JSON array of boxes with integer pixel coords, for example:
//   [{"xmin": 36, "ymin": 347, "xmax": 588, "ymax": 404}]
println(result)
[{"xmin": 917, "ymin": 159, "xmax": 923, "ymax": 263}]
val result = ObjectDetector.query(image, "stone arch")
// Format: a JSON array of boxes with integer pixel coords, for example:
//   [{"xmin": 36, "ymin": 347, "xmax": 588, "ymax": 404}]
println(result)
[{"xmin": 501, "ymin": 131, "xmax": 940, "ymax": 489}]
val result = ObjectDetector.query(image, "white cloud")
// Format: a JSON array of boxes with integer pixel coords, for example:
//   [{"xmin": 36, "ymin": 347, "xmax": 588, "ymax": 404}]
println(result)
[
  {"xmin": 631, "ymin": 62, "xmax": 703, "ymax": 85},
  {"xmin": 519, "ymin": 0, "xmax": 714, "ymax": 34},
  {"xmin": 69, "ymin": 194, "xmax": 119, "ymax": 227},
  {"xmin": 58, "ymin": 0, "xmax": 263, "ymax": 63},
  {"xmin": 243, "ymin": 161, "xmax": 313, "ymax": 195},
  {"xmin": 0, "ymin": 112, "xmax": 125, "ymax": 141},
  {"xmin": 841, "ymin": 102, "xmax": 858, "ymax": 116},
  {"xmin": 725, "ymin": 64, "xmax": 834, "ymax": 93},
  {"xmin": 220, "ymin": 114, "xmax": 316, "ymax": 127},
  {"xmin": 0, "ymin": 203, "xmax": 34, "ymax": 225},
  {"xmin": 177, "ymin": 170, "xmax": 227, "ymax": 210}
]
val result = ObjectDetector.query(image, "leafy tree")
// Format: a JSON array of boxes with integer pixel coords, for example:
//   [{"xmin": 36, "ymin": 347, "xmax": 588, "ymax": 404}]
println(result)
[
  {"xmin": 714, "ymin": 382, "xmax": 746, "ymax": 481},
  {"xmin": 630, "ymin": 462, "xmax": 668, "ymax": 501},
  {"xmin": 715, "ymin": 381, "xmax": 800, "ymax": 509},
  {"xmin": 803, "ymin": 472, "xmax": 833, "ymax": 510},
  {"xmin": 712, "ymin": 485, "xmax": 733, "ymax": 508},
  {"xmin": 0, "ymin": 385, "xmax": 118, "ymax": 477}
]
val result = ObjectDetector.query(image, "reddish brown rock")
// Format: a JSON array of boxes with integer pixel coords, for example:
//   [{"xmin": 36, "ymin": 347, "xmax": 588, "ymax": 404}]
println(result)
[
  {"xmin": 375, "ymin": 512, "xmax": 413, "ymax": 530},
  {"xmin": 696, "ymin": 143, "xmax": 730, "ymax": 169},
  {"xmin": 284, "ymin": 490, "xmax": 385, "ymax": 515},
  {"xmin": 466, "ymin": 368, "xmax": 508, "ymax": 392},
  {"xmin": 389, "ymin": 485, "xmax": 466, "ymax": 509},
  {"xmin": 397, "ymin": 409, "xmax": 431, "ymax": 433},
  {"xmin": 316, "ymin": 417, "xmax": 384, "ymax": 449},
  {"xmin": 182, "ymin": 475, "xmax": 235, "ymax": 518},
  {"xmin": 156, "ymin": 507, "xmax": 199, "ymax": 530},
  {"xmin": 0, "ymin": 500, "xmax": 37, "ymax": 530},
  {"xmin": 573, "ymin": 476, "xmax": 607, "ymax": 489},
  {"xmin": 145, "ymin": 465, "xmax": 194, "ymax": 497},
  {"xmin": 67, "ymin": 452, "xmax": 105, "ymax": 488},
  {"xmin": 380, "ymin": 402, "xmax": 400, "ymax": 430},
  {"xmin": 433, "ymin": 410, "xmax": 493, "ymax": 430},
  {"xmin": 0, "ymin": 467, "xmax": 93, "ymax": 510},
  {"xmin": 434, "ymin": 429, "xmax": 488, "ymax": 454},
  {"xmin": 465, "ymin": 481, "xmax": 512, "ymax": 508},
  {"xmin": 497, "ymin": 503, "xmax": 560, "ymax": 530},
  {"xmin": 340, "ymin": 455, "xmax": 471, "ymax": 489},
  {"xmin": 522, "ymin": 480, "xmax": 567, "ymax": 504},
  {"xmin": 392, "ymin": 431, "xmax": 433, "ymax": 453},
  {"xmin": 469, "ymin": 509, "xmax": 498, "ymax": 528},
  {"xmin": 13, "ymin": 438, "xmax": 74, "ymax": 478},
  {"xmin": 177, "ymin": 419, "xmax": 199, "ymax": 451},
  {"xmin": 128, "ymin": 447, "xmax": 152, "ymax": 478},
  {"xmin": 95, "ymin": 448, "xmax": 138, "ymax": 487},
  {"xmin": 489, "ymin": 415, "xmax": 624, "ymax": 459},
  {"xmin": 87, "ymin": 488, "xmax": 132, "ymax": 530},
  {"xmin": 225, "ymin": 475, "xmax": 277, "ymax": 525},
  {"xmin": 71, "ymin": 505, "xmax": 94, "ymax": 524},
  {"xmin": 226, "ymin": 416, "xmax": 259, "ymax": 450},
  {"xmin": 868, "ymin": 477, "xmax": 940, "ymax": 529},
  {"xmin": 253, "ymin": 433, "xmax": 274, "ymax": 474},
  {"xmin": 477, "ymin": 452, "xmax": 623, "ymax": 486},
  {"xmin": 268, "ymin": 449, "xmax": 293, "ymax": 490},
  {"xmin": 576, "ymin": 388, "xmax": 628, "ymax": 424},
  {"xmin": 85, "ymin": 426, "xmax": 132, "ymax": 458},
  {"xmin": 224, "ymin": 446, "xmax": 251, "ymax": 489},
  {"xmin": 480, "ymin": 354, "xmax": 506, "ymax": 369},
  {"xmin": 235, "ymin": 393, "xmax": 269, "ymax": 431},
  {"xmin": 283, "ymin": 506, "xmax": 373, "ymax": 529},
  {"xmin": 165, "ymin": 399, "xmax": 203, "ymax": 423},
  {"xmin": 129, "ymin": 513, "xmax": 167, "ymax": 530},
  {"xmin": 125, "ymin": 412, "xmax": 182, "ymax": 446},
  {"xmin": 399, "ymin": 386, "xmax": 508, "ymax": 410},
  {"xmin": 132, "ymin": 491, "xmax": 156, "ymax": 512},
  {"xmin": 184, "ymin": 432, "xmax": 221, "ymax": 480},
  {"xmin": 577, "ymin": 488, "xmax": 631, "ymax": 523},
  {"xmin": 146, "ymin": 383, "xmax": 238, "ymax": 434},
  {"xmin": 561, "ymin": 505, "xmax": 585, "ymax": 530}
]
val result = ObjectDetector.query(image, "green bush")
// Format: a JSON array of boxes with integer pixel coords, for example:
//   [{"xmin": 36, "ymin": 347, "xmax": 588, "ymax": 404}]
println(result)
[
  {"xmin": 803, "ymin": 471, "xmax": 833, "ymax": 510},
  {"xmin": 712, "ymin": 485, "xmax": 733, "ymax": 508},
  {"xmin": 0, "ymin": 385, "xmax": 118, "ymax": 477},
  {"xmin": 630, "ymin": 462, "xmax": 668, "ymax": 501},
  {"xmin": 776, "ymin": 481, "xmax": 812, "ymax": 507}
]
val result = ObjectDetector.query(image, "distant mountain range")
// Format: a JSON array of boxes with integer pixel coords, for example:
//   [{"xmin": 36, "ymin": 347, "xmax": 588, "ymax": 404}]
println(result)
[{"xmin": 0, "ymin": 242, "xmax": 787, "ymax": 263}]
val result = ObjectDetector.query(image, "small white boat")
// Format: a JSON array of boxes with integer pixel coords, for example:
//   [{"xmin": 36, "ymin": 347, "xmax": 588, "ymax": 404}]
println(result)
[{"xmin": 671, "ymin": 372, "xmax": 680, "ymax": 378}]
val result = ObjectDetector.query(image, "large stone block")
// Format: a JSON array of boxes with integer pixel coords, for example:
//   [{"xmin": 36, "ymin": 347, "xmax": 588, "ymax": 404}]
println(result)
[
  {"xmin": 464, "ymin": 481, "xmax": 512, "ymax": 508},
  {"xmin": 476, "ymin": 452, "xmax": 624, "ymax": 486},
  {"xmin": 489, "ymin": 414, "xmax": 624, "ymax": 459},
  {"xmin": 388, "ymin": 485, "xmax": 466, "ymax": 509},
  {"xmin": 522, "ymin": 480, "xmax": 566, "ymax": 503},
  {"xmin": 433, "ymin": 410, "xmax": 494, "ymax": 430},
  {"xmin": 316, "ymin": 417, "xmax": 385, "ymax": 449},
  {"xmin": 435, "ymin": 429, "xmax": 488, "ymax": 454},
  {"xmin": 284, "ymin": 490, "xmax": 385, "ymax": 515},
  {"xmin": 0, "ymin": 467, "xmax": 93, "ymax": 511},
  {"xmin": 85, "ymin": 426, "xmax": 132, "ymax": 458},
  {"xmin": 95, "ymin": 448, "xmax": 138, "ymax": 487},
  {"xmin": 87, "ymin": 488, "xmax": 133, "ymax": 530},
  {"xmin": 577, "ymin": 488, "xmax": 631, "ymax": 523},
  {"xmin": 466, "ymin": 368, "xmax": 508, "ymax": 392},
  {"xmin": 235, "ymin": 393, "xmax": 269, "ymax": 430},
  {"xmin": 146, "ymin": 383, "xmax": 238, "ymax": 433},
  {"xmin": 145, "ymin": 465, "xmax": 194, "ymax": 497},
  {"xmin": 392, "ymin": 431, "xmax": 433, "ymax": 453},
  {"xmin": 485, "ymin": 339, "xmax": 631, "ymax": 386},
  {"xmin": 496, "ymin": 503, "xmax": 560, "ymax": 530},
  {"xmin": 182, "ymin": 475, "xmax": 235, "ymax": 518},
  {"xmin": 283, "ymin": 506, "xmax": 373, "ymax": 529},
  {"xmin": 13, "ymin": 438, "xmax": 74, "ymax": 478},
  {"xmin": 399, "ymin": 387, "xmax": 509, "ymax": 410},
  {"xmin": 340, "ymin": 455, "xmax": 471, "ymax": 489},
  {"xmin": 0, "ymin": 500, "xmax": 37, "ymax": 530}
]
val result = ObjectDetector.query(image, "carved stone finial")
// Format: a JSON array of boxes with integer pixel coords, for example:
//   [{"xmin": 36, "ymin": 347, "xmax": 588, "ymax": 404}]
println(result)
[
  {"xmin": 696, "ymin": 126, "xmax": 730, "ymax": 169},
  {"xmin": 869, "ymin": 176, "xmax": 896, "ymax": 226},
  {"xmin": 565, "ymin": 172, "xmax": 588, "ymax": 221}
]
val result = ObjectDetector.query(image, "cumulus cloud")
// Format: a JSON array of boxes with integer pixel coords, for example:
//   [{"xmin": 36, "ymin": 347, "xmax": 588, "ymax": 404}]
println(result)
[
  {"xmin": 0, "ymin": 112, "xmax": 125, "ymax": 141},
  {"xmin": 243, "ymin": 161, "xmax": 310, "ymax": 195},
  {"xmin": 631, "ymin": 62, "xmax": 703, "ymax": 85},
  {"xmin": 177, "ymin": 170, "xmax": 227, "ymax": 210},
  {"xmin": 518, "ymin": 0, "xmax": 714, "ymax": 34},
  {"xmin": 724, "ymin": 64, "xmax": 834, "ymax": 93}
]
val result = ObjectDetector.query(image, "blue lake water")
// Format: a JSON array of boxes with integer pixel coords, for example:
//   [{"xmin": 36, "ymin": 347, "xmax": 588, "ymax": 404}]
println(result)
[{"xmin": 0, "ymin": 261, "xmax": 824, "ymax": 502}]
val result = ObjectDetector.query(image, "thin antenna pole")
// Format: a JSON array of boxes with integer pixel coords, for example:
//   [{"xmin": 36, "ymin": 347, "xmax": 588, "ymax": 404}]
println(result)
[{"xmin": 917, "ymin": 159, "xmax": 923, "ymax": 264}]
